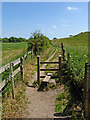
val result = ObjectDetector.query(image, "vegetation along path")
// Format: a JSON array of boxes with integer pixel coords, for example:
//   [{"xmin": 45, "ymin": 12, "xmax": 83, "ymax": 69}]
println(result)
[{"xmin": 24, "ymin": 51, "xmax": 64, "ymax": 118}]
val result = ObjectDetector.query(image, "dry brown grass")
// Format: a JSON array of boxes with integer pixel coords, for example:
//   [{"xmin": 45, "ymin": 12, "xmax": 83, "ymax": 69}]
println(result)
[{"xmin": 2, "ymin": 80, "xmax": 27, "ymax": 118}]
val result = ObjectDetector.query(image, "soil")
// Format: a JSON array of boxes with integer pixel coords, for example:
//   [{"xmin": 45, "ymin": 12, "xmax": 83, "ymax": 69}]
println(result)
[{"xmin": 23, "ymin": 51, "xmax": 65, "ymax": 118}]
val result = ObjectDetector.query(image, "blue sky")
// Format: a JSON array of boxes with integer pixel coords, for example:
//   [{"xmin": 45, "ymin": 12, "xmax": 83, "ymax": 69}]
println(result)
[{"xmin": 2, "ymin": 2, "xmax": 88, "ymax": 39}]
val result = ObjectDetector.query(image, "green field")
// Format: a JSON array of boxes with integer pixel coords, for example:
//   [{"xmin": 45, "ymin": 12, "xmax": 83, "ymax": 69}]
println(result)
[
  {"xmin": 1, "ymin": 42, "xmax": 28, "ymax": 66},
  {"xmin": 52, "ymin": 32, "xmax": 88, "ymax": 82}
]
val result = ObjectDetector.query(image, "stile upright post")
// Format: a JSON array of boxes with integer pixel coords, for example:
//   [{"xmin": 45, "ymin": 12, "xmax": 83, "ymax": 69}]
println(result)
[
  {"xmin": 10, "ymin": 63, "xmax": 14, "ymax": 99},
  {"xmin": 59, "ymin": 55, "xmax": 61, "ymax": 82},
  {"xmin": 37, "ymin": 55, "xmax": 40, "ymax": 85}
]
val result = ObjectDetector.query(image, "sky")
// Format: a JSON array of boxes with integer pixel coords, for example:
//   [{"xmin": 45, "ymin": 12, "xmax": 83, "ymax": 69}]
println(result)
[{"xmin": 2, "ymin": 2, "xmax": 88, "ymax": 40}]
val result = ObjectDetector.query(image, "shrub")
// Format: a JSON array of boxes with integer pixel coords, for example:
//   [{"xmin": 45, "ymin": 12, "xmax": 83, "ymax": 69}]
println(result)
[{"xmin": 27, "ymin": 31, "xmax": 50, "ymax": 55}]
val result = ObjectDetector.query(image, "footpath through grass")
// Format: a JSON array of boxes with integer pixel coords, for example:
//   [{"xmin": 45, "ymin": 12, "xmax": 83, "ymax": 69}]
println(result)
[{"xmin": 2, "ymin": 45, "xmax": 55, "ymax": 118}]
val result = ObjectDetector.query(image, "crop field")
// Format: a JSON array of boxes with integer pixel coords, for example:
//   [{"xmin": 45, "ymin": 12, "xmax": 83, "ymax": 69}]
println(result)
[{"xmin": 1, "ymin": 42, "xmax": 28, "ymax": 66}]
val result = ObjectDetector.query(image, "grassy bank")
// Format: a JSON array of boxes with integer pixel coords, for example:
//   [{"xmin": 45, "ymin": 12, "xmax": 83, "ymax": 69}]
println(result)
[{"xmin": 52, "ymin": 32, "xmax": 88, "ymax": 82}]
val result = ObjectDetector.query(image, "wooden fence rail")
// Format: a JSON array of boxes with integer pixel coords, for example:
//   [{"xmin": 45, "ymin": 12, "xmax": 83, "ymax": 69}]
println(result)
[{"xmin": 0, "ymin": 50, "xmax": 32, "ymax": 99}]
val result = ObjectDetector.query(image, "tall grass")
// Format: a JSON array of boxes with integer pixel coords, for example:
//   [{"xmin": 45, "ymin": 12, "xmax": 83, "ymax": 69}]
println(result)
[{"xmin": 52, "ymin": 32, "xmax": 88, "ymax": 82}]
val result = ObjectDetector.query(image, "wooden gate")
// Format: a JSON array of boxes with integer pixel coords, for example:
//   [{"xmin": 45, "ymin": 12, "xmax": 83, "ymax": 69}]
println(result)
[{"xmin": 37, "ymin": 55, "xmax": 64, "ymax": 85}]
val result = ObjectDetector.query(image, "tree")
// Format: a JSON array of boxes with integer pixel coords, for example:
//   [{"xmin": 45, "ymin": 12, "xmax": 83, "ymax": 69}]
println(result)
[
  {"xmin": 53, "ymin": 37, "xmax": 57, "ymax": 40},
  {"xmin": 27, "ymin": 31, "xmax": 50, "ymax": 55},
  {"xmin": 2, "ymin": 37, "xmax": 9, "ymax": 42},
  {"xmin": 2, "ymin": 37, "xmax": 27, "ymax": 43}
]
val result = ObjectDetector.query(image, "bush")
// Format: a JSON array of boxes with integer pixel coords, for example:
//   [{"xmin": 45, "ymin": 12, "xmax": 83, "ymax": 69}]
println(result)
[{"xmin": 27, "ymin": 31, "xmax": 50, "ymax": 55}]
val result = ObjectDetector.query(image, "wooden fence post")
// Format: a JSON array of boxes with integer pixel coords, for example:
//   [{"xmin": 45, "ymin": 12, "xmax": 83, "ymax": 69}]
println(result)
[
  {"xmin": 63, "ymin": 49, "xmax": 65, "ymax": 61},
  {"xmin": 84, "ymin": 63, "xmax": 88, "ymax": 116},
  {"xmin": 10, "ymin": 63, "xmax": 14, "ymax": 99},
  {"xmin": 59, "ymin": 55, "xmax": 61, "ymax": 82},
  {"xmin": 68, "ymin": 53, "xmax": 70, "ymax": 69},
  {"xmin": 61, "ymin": 43, "xmax": 63, "ymax": 51},
  {"xmin": 37, "ymin": 55, "xmax": 40, "ymax": 85},
  {"xmin": 20, "ymin": 57, "xmax": 24, "ymax": 81},
  {"xmin": 23, "ymin": 55, "xmax": 25, "ymax": 81},
  {"xmin": 27, "ymin": 51, "xmax": 29, "ymax": 60},
  {"xmin": 31, "ymin": 50, "xmax": 33, "ymax": 58},
  {"xmin": 5, "ymin": 68, "xmax": 8, "ymax": 84},
  {"xmin": 84, "ymin": 63, "xmax": 90, "ymax": 118}
]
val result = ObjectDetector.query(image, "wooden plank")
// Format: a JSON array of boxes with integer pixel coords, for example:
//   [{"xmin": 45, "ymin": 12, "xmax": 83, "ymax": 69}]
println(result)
[
  {"xmin": 24, "ymin": 54, "xmax": 27, "ymax": 58},
  {"xmin": 0, "ymin": 80, "xmax": 6, "ymax": 90},
  {"xmin": 28, "ymin": 51, "xmax": 31, "ymax": 54},
  {"xmin": 40, "ymin": 76, "xmax": 59, "ymax": 78},
  {"xmin": 40, "ymin": 62, "xmax": 59, "ymax": 64},
  {"xmin": 12, "ymin": 67, "xmax": 20, "ymax": 77},
  {"xmin": 43, "ymin": 73, "xmax": 52, "ymax": 82},
  {"xmin": 40, "ymin": 69, "xmax": 59, "ymax": 71},
  {"xmin": 0, "ymin": 63, "xmax": 10, "ymax": 74},
  {"xmin": 12, "ymin": 58, "xmax": 20, "ymax": 66}
]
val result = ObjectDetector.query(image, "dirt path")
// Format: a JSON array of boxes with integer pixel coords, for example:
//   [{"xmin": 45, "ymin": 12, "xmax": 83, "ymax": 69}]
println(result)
[{"xmin": 24, "ymin": 51, "xmax": 64, "ymax": 118}]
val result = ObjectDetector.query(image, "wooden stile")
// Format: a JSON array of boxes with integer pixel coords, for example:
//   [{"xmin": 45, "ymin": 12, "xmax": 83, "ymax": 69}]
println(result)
[
  {"xmin": 40, "ymin": 62, "xmax": 59, "ymax": 64},
  {"xmin": 43, "ymin": 73, "xmax": 52, "ymax": 83},
  {"xmin": 40, "ymin": 69, "xmax": 59, "ymax": 71}
]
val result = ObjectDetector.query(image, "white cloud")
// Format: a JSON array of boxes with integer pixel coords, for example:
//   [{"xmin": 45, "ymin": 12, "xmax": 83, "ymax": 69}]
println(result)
[
  {"xmin": 52, "ymin": 25, "xmax": 57, "ymax": 28},
  {"xmin": 63, "ymin": 24, "xmax": 69, "ymax": 28},
  {"xmin": 67, "ymin": 6, "xmax": 79, "ymax": 10}
]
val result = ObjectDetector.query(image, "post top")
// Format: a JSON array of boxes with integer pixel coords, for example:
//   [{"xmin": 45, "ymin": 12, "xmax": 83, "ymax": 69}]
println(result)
[
  {"xmin": 87, "ymin": 63, "xmax": 90, "ymax": 66},
  {"xmin": 37, "ymin": 55, "xmax": 40, "ymax": 57},
  {"xmin": 59, "ymin": 55, "xmax": 61, "ymax": 57}
]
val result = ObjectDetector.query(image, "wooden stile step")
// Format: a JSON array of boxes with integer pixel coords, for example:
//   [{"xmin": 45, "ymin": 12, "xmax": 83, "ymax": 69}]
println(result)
[{"xmin": 43, "ymin": 73, "xmax": 52, "ymax": 83}]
